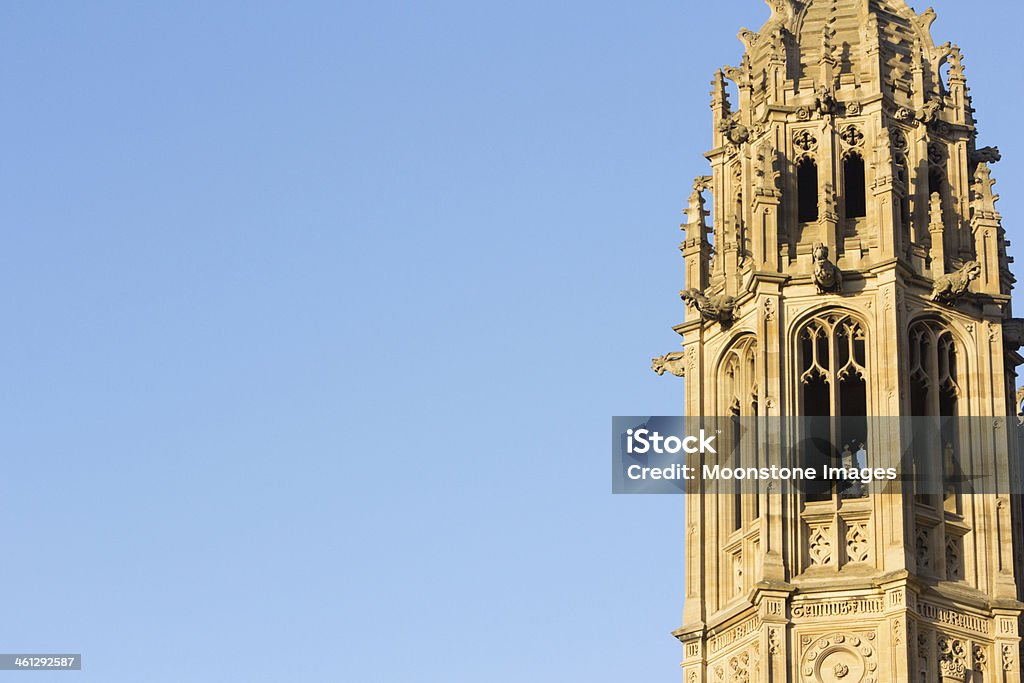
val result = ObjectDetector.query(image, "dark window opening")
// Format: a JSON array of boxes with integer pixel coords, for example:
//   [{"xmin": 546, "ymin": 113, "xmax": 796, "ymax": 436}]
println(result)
[
  {"xmin": 802, "ymin": 377, "xmax": 831, "ymax": 502},
  {"xmin": 910, "ymin": 379, "xmax": 929, "ymax": 417},
  {"xmin": 797, "ymin": 159, "xmax": 819, "ymax": 223},
  {"xmin": 843, "ymin": 154, "xmax": 866, "ymax": 218},
  {"xmin": 929, "ymin": 167, "xmax": 946, "ymax": 197},
  {"xmin": 731, "ymin": 409, "xmax": 742, "ymax": 530}
]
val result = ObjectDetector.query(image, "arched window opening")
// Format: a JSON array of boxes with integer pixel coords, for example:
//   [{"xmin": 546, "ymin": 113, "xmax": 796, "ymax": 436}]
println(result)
[
  {"xmin": 908, "ymin": 321, "xmax": 963, "ymax": 514},
  {"xmin": 895, "ymin": 160, "xmax": 911, "ymax": 237},
  {"xmin": 718, "ymin": 337, "xmax": 759, "ymax": 531},
  {"xmin": 797, "ymin": 158, "xmax": 819, "ymax": 223},
  {"xmin": 798, "ymin": 313, "xmax": 869, "ymax": 501},
  {"xmin": 843, "ymin": 153, "xmax": 866, "ymax": 218},
  {"xmin": 929, "ymin": 166, "xmax": 946, "ymax": 198}
]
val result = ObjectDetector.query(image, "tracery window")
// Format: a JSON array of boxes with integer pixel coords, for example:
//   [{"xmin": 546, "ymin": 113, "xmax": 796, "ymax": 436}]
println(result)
[
  {"xmin": 719, "ymin": 336, "xmax": 759, "ymax": 530},
  {"xmin": 908, "ymin": 320, "xmax": 962, "ymax": 512},
  {"xmin": 797, "ymin": 312, "xmax": 868, "ymax": 501}
]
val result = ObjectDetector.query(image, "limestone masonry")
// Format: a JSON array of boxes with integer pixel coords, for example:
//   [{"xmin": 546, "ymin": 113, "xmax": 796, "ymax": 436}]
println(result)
[{"xmin": 652, "ymin": 1, "xmax": 1024, "ymax": 681}]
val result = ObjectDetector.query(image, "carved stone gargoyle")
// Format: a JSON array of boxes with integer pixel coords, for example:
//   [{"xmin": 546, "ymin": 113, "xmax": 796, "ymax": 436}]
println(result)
[
  {"xmin": 652, "ymin": 352, "xmax": 686, "ymax": 378},
  {"xmin": 811, "ymin": 242, "xmax": 843, "ymax": 294},
  {"xmin": 718, "ymin": 119, "xmax": 750, "ymax": 146},
  {"xmin": 930, "ymin": 260, "xmax": 981, "ymax": 305},
  {"xmin": 680, "ymin": 288, "xmax": 736, "ymax": 325},
  {"xmin": 1003, "ymin": 319, "xmax": 1024, "ymax": 351},
  {"xmin": 970, "ymin": 146, "xmax": 1002, "ymax": 165},
  {"xmin": 917, "ymin": 99, "xmax": 942, "ymax": 124}
]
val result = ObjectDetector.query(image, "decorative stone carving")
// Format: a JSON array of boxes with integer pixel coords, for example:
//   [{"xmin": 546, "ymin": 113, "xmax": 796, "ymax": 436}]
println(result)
[
  {"xmin": 916, "ymin": 527, "xmax": 932, "ymax": 572},
  {"xmin": 840, "ymin": 124, "xmax": 864, "ymax": 147},
  {"xmin": 680, "ymin": 288, "xmax": 736, "ymax": 325},
  {"xmin": 971, "ymin": 145, "xmax": 1002, "ymax": 165},
  {"xmin": 794, "ymin": 129, "xmax": 818, "ymax": 152},
  {"xmin": 889, "ymin": 128, "xmax": 909, "ymax": 153},
  {"xmin": 974, "ymin": 643, "xmax": 988, "ymax": 672},
  {"xmin": 812, "ymin": 243, "xmax": 843, "ymax": 294},
  {"xmin": 945, "ymin": 536, "xmax": 963, "ymax": 580},
  {"xmin": 719, "ymin": 118, "xmax": 750, "ymax": 145},
  {"xmin": 792, "ymin": 598, "xmax": 882, "ymax": 619},
  {"xmin": 846, "ymin": 522, "xmax": 870, "ymax": 563},
  {"xmin": 894, "ymin": 106, "xmax": 915, "ymax": 124},
  {"xmin": 801, "ymin": 632, "xmax": 878, "ymax": 683},
  {"xmin": 755, "ymin": 143, "xmax": 780, "ymax": 194},
  {"xmin": 917, "ymin": 100, "xmax": 941, "ymax": 124},
  {"xmin": 651, "ymin": 352, "xmax": 686, "ymax": 378},
  {"xmin": 938, "ymin": 637, "xmax": 967, "ymax": 678},
  {"xmin": 808, "ymin": 523, "xmax": 833, "ymax": 565},
  {"xmin": 928, "ymin": 192, "xmax": 943, "ymax": 230},
  {"xmin": 729, "ymin": 650, "xmax": 751, "ymax": 683},
  {"xmin": 930, "ymin": 261, "xmax": 981, "ymax": 304},
  {"xmin": 918, "ymin": 629, "xmax": 930, "ymax": 680},
  {"xmin": 815, "ymin": 85, "xmax": 837, "ymax": 115}
]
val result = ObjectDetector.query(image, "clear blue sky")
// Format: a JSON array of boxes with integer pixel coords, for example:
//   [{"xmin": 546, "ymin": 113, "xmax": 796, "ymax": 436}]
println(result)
[{"xmin": 1, "ymin": 1, "xmax": 1021, "ymax": 681}]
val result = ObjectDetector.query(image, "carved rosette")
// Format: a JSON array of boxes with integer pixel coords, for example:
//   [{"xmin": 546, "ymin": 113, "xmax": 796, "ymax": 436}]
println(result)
[
  {"xmin": 938, "ymin": 636, "xmax": 967, "ymax": 678},
  {"xmin": 801, "ymin": 632, "xmax": 878, "ymax": 683}
]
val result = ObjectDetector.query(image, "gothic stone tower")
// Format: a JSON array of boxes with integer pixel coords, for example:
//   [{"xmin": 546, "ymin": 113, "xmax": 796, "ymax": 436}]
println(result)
[{"xmin": 655, "ymin": 1, "xmax": 1024, "ymax": 681}]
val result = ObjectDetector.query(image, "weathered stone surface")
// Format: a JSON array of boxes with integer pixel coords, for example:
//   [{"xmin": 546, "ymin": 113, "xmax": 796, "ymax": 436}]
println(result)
[{"xmin": 668, "ymin": 2, "xmax": 1024, "ymax": 681}]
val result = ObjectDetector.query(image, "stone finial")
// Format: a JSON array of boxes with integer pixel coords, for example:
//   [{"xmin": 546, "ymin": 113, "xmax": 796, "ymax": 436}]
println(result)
[
  {"xmin": 755, "ymin": 143, "xmax": 780, "ymax": 193},
  {"xmin": 930, "ymin": 261, "xmax": 981, "ymax": 304},
  {"xmin": 971, "ymin": 163, "xmax": 1000, "ymax": 219},
  {"xmin": 928, "ymin": 193, "xmax": 943, "ymax": 231}
]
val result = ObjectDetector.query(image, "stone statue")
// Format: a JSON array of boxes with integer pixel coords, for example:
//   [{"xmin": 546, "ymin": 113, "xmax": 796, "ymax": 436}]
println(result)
[
  {"xmin": 814, "ymin": 85, "xmax": 837, "ymax": 115},
  {"xmin": 680, "ymin": 288, "xmax": 736, "ymax": 325},
  {"xmin": 812, "ymin": 243, "xmax": 843, "ymax": 294},
  {"xmin": 930, "ymin": 260, "xmax": 981, "ymax": 304},
  {"xmin": 651, "ymin": 353, "xmax": 686, "ymax": 378}
]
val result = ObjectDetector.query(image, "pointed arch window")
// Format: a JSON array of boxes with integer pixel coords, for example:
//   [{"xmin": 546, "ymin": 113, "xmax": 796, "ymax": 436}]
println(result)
[
  {"xmin": 718, "ymin": 336, "xmax": 759, "ymax": 530},
  {"xmin": 797, "ymin": 158, "xmax": 819, "ymax": 223},
  {"xmin": 843, "ymin": 153, "xmax": 866, "ymax": 218},
  {"xmin": 908, "ymin": 320, "xmax": 962, "ymax": 512},
  {"xmin": 797, "ymin": 312, "xmax": 869, "ymax": 500}
]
